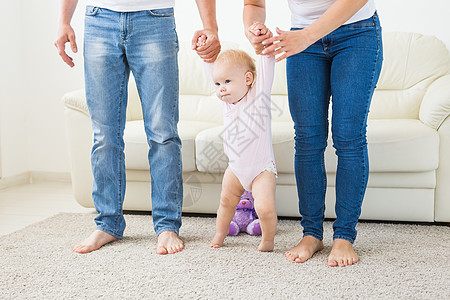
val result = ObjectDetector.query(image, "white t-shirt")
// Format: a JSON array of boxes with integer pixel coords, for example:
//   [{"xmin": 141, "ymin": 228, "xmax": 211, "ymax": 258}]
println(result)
[
  {"xmin": 85, "ymin": 0, "xmax": 175, "ymax": 12},
  {"xmin": 288, "ymin": 0, "xmax": 376, "ymax": 28}
]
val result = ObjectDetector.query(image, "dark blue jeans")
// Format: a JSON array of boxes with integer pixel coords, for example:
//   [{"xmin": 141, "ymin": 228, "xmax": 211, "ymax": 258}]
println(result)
[{"xmin": 286, "ymin": 12, "xmax": 383, "ymax": 243}]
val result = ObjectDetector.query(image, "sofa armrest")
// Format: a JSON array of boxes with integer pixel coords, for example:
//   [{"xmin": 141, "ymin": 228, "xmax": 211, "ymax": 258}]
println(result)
[
  {"xmin": 62, "ymin": 89, "xmax": 94, "ymax": 208},
  {"xmin": 419, "ymin": 74, "xmax": 450, "ymax": 130},
  {"xmin": 62, "ymin": 85, "xmax": 144, "ymax": 121},
  {"xmin": 62, "ymin": 89, "xmax": 89, "ymax": 117},
  {"xmin": 435, "ymin": 115, "xmax": 450, "ymax": 222}
]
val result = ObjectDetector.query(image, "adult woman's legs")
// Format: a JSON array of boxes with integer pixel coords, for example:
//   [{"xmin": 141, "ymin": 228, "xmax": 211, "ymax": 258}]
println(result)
[
  {"xmin": 285, "ymin": 13, "xmax": 383, "ymax": 265},
  {"xmin": 328, "ymin": 13, "xmax": 383, "ymax": 266},
  {"xmin": 285, "ymin": 37, "xmax": 331, "ymax": 262}
]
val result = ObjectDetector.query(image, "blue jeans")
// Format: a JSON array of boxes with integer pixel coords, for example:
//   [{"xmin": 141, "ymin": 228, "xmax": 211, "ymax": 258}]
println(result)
[
  {"xmin": 83, "ymin": 6, "xmax": 183, "ymax": 239},
  {"xmin": 286, "ymin": 12, "xmax": 383, "ymax": 243}
]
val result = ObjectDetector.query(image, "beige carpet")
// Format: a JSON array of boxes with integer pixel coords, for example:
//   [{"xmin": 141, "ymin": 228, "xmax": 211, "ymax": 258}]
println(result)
[{"xmin": 1, "ymin": 213, "xmax": 449, "ymax": 299}]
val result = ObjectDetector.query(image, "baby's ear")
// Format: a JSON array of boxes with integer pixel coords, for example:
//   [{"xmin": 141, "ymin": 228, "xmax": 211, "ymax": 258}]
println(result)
[{"xmin": 245, "ymin": 71, "xmax": 254, "ymax": 86}]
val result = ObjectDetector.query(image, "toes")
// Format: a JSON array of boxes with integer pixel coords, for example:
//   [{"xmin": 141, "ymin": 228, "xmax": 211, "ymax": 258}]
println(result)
[
  {"xmin": 285, "ymin": 251, "xmax": 296, "ymax": 261},
  {"xmin": 294, "ymin": 256, "xmax": 307, "ymax": 263},
  {"xmin": 160, "ymin": 242, "xmax": 184, "ymax": 254},
  {"xmin": 348, "ymin": 257, "xmax": 358, "ymax": 265},
  {"xmin": 285, "ymin": 251, "xmax": 308, "ymax": 263},
  {"xmin": 157, "ymin": 232, "xmax": 184, "ymax": 254},
  {"xmin": 170, "ymin": 245, "xmax": 182, "ymax": 254},
  {"xmin": 328, "ymin": 256, "xmax": 358, "ymax": 267},
  {"xmin": 73, "ymin": 244, "xmax": 86, "ymax": 253},
  {"xmin": 156, "ymin": 246, "xmax": 168, "ymax": 255},
  {"xmin": 74, "ymin": 245, "xmax": 89, "ymax": 254},
  {"xmin": 73, "ymin": 245, "xmax": 91, "ymax": 254},
  {"xmin": 327, "ymin": 257, "xmax": 338, "ymax": 267}
]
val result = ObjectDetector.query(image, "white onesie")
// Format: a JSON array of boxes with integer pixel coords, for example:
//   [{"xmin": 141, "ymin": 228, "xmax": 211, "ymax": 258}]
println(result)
[{"xmin": 207, "ymin": 55, "xmax": 277, "ymax": 191}]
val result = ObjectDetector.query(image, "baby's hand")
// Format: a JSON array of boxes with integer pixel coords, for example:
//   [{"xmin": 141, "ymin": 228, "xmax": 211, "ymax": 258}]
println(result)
[
  {"xmin": 248, "ymin": 21, "xmax": 270, "ymax": 37},
  {"xmin": 247, "ymin": 21, "xmax": 273, "ymax": 55},
  {"xmin": 192, "ymin": 30, "xmax": 221, "ymax": 62},
  {"xmin": 196, "ymin": 34, "xmax": 207, "ymax": 49}
]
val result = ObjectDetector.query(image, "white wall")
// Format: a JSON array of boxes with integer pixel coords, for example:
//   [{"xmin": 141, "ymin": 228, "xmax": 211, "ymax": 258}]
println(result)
[
  {"xmin": 22, "ymin": 1, "xmax": 84, "ymax": 174},
  {"xmin": 0, "ymin": 1, "xmax": 28, "ymax": 178},
  {"xmin": 175, "ymin": 0, "xmax": 450, "ymax": 51},
  {"xmin": 1, "ymin": 0, "xmax": 449, "ymax": 178}
]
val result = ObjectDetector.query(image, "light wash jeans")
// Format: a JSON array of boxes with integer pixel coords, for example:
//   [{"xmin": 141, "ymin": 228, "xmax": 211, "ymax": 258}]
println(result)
[
  {"xmin": 286, "ymin": 12, "xmax": 383, "ymax": 243},
  {"xmin": 84, "ymin": 6, "xmax": 183, "ymax": 239}
]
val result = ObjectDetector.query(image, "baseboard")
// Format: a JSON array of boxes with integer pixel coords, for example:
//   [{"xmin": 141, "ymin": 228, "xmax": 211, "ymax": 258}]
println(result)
[
  {"xmin": 0, "ymin": 171, "xmax": 72, "ymax": 190},
  {"xmin": 0, "ymin": 172, "xmax": 31, "ymax": 190},
  {"xmin": 30, "ymin": 171, "xmax": 72, "ymax": 183}
]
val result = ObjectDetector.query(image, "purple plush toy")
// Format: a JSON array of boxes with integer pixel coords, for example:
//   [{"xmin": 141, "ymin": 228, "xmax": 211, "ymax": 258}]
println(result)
[{"xmin": 228, "ymin": 191, "xmax": 262, "ymax": 236}]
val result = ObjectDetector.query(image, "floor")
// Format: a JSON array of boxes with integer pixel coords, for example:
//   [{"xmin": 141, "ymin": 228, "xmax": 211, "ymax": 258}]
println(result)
[{"xmin": 0, "ymin": 181, "xmax": 96, "ymax": 236}]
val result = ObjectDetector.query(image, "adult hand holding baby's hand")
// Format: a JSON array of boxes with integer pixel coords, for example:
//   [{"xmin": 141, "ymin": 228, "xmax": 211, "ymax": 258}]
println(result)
[
  {"xmin": 192, "ymin": 29, "xmax": 221, "ymax": 63},
  {"xmin": 246, "ymin": 21, "xmax": 272, "ymax": 55},
  {"xmin": 261, "ymin": 27, "xmax": 314, "ymax": 62}
]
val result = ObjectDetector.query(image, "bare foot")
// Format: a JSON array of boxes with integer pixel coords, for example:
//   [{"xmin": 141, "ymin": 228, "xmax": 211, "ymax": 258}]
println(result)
[
  {"xmin": 258, "ymin": 239, "xmax": 274, "ymax": 252},
  {"xmin": 156, "ymin": 231, "xmax": 184, "ymax": 255},
  {"xmin": 210, "ymin": 233, "xmax": 227, "ymax": 248},
  {"xmin": 328, "ymin": 239, "xmax": 359, "ymax": 267},
  {"xmin": 285, "ymin": 235, "xmax": 324, "ymax": 263},
  {"xmin": 73, "ymin": 229, "xmax": 119, "ymax": 254}
]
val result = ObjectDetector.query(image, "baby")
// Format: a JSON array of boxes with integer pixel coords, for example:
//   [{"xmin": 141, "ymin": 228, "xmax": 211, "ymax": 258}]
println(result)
[{"xmin": 197, "ymin": 23, "xmax": 278, "ymax": 251}]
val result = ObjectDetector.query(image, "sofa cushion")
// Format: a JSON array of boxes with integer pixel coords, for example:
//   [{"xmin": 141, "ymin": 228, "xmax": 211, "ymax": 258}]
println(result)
[
  {"xmin": 369, "ymin": 32, "xmax": 450, "ymax": 120},
  {"xmin": 325, "ymin": 119, "xmax": 439, "ymax": 172},
  {"xmin": 377, "ymin": 33, "xmax": 449, "ymax": 91},
  {"xmin": 195, "ymin": 119, "xmax": 439, "ymax": 174},
  {"xmin": 179, "ymin": 94, "xmax": 223, "ymax": 124},
  {"xmin": 366, "ymin": 119, "xmax": 439, "ymax": 172},
  {"xmin": 270, "ymin": 95, "xmax": 292, "ymax": 122},
  {"xmin": 278, "ymin": 119, "xmax": 439, "ymax": 173},
  {"xmin": 272, "ymin": 119, "xmax": 439, "ymax": 173},
  {"xmin": 195, "ymin": 122, "xmax": 295, "ymax": 174},
  {"xmin": 195, "ymin": 126, "xmax": 228, "ymax": 174},
  {"xmin": 123, "ymin": 120, "xmax": 217, "ymax": 172}
]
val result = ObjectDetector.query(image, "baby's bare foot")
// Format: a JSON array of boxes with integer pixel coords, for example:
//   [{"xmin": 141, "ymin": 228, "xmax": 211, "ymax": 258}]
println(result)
[
  {"xmin": 210, "ymin": 233, "xmax": 227, "ymax": 248},
  {"xmin": 258, "ymin": 239, "xmax": 274, "ymax": 252},
  {"xmin": 73, "ymin": 229, "xmax": 119, "ymax": 254},
  {"xmin": 156, "ymin": 231, "xmax": 184, "ymax": 255},
  {"xmin": 328, "ymin": 239, "xmax": 359, "ymax": 267},
  {"xmin": 285, "ymin": 235, "xmax": 324, "ymax": 263}
]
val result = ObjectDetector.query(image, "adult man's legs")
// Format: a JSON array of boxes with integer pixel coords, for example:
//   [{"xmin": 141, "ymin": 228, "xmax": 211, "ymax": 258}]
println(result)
[
  {"xmin": 74, "ymin": 7, "xmax": 130, "ymax": 253},
  {"xmin": 126, "ymin": 8, "xmax": 183, "ymax": 254}
]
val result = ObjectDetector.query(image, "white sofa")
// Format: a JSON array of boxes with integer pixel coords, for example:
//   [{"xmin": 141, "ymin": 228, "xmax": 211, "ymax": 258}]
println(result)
[{"xmin": 63, "ymin": 32, "xmax": 450, "ymax": 222}]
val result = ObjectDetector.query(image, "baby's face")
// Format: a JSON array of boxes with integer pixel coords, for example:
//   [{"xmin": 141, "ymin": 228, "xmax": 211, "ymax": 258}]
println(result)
[{"xmin": 212, "ymin": 61, "xmax": 252, "ymax": 104}]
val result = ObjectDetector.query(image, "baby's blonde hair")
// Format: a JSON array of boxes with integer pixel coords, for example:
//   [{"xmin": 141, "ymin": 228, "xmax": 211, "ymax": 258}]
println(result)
[{"xmin": 215, "ymin": 49, "xmax": 257, "ymax": 81}]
